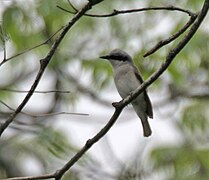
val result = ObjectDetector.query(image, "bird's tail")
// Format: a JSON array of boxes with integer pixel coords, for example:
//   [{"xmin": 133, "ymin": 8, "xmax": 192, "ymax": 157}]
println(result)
[
  {"xmin": 132, "ymin": 104, "xmax": 152, "ymax": 137},
  {"xmin": 141, "ymin": 119, "xmax": 152, "ymax": 137}
]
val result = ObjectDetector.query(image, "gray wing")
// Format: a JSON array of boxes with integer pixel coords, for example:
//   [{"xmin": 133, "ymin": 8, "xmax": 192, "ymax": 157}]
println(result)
[{"xmin": 134, "ymin": 69, "xmax": 153, "ymax": 119}]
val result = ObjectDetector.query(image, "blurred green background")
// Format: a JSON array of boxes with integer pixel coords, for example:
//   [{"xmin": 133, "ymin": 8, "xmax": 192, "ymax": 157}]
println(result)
[{"xmin": 0, "ymin": 0, "xmax": 209, "ymax": 179}]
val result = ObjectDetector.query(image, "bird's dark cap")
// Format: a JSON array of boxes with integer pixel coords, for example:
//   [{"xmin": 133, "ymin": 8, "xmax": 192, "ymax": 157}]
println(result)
[{"xmin": 100, "ymin": 49, "xmax": 132, "ymax": 62}]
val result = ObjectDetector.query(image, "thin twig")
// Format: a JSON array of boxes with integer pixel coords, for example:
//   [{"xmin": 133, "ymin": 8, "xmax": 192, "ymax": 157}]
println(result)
[
  {"xmin": 67, "ymin": 0, "xmax": 78, "ymax": 12},
  {"xmin": 0, "ymin": 89, "xmax": 89, "ymax": 117},
  {"xmin": 2, "ymin": 173, "xmax": 55, "ymax": 180},
  {"xmin": 0, "ymin": 100, "xmax": 89, "ymax": 117},
  {"xmin": 0, "ymin": 89, "xmax": 71, "ymax": 94},
  {"xmin": 0, "ymin": 100, "xmax": 13, "ymax": 112},
  {"xmin": 27, "ymin": 111, "xmax": 89, "ymax": 117},
  {"xmin": 57, "ymin": 5, "xmax": 196, "ymax": 17},
  {"xmin": 143, "ymin": 13, "xmax": 198, "ymax": 57},
  {"xmin": 0, "ymin": 26, "xmax": 64, "ymax": 66}
]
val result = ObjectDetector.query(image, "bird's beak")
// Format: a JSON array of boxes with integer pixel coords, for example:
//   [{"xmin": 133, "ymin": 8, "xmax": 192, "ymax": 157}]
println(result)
[{"xmin": 100, "ymin": 55, "xmax": 110, "ymax": 59}]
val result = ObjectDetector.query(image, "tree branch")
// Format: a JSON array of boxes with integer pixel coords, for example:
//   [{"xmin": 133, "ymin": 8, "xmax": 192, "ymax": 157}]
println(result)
[
  {"xmin": 0, "ymin": 100, "xmax": 88, "ymax": 118},
  {"xmin": 0, "ymin": 89, "xmax": 71, "ymax": 94},
  {"xmin": 143, "ymin": 13, "xmax": 197, "ymax": 57},
  {"xmin": 0, "ymin": 27, "xmax": 63, "ymax": 66},
  {"xmin": 0, "ymin": 1, "xmax": 94, "ymax": 136},
  {"xmin": 2, "ymin": 173, "xmax": 55, "ymax": 180},
  {"xmin": 66, "ymin": 0, "xmax": 78, "ymax": 12},
  {"xmin": 57, "ymin": 5, "xmax": 196, "ymax": 17}
]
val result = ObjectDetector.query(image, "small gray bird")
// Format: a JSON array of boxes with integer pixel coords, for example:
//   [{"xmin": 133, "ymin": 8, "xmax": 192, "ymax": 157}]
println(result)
[{"xmin": 100, "ymin": 49, "xmax": 153, "ymax": 137}]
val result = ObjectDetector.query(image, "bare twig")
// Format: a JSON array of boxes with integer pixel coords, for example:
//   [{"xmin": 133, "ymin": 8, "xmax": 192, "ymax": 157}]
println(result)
[
  {"xmin": 27, "ymin": 111, "xmax": 89, "ymax": 117},
  {"xmin": 0, "ymin": 100, "xmax": 88, "ymax": 117},
  {"xmin": 0, "ymin": 1, "xmax": 94, "ymax": 136},
  {"xmin": 143, "ymin": 13, "xmax": 197, "ymax": 57},
  {"xmin": 57, "ymin": 5, "xmax": 196, "ymax": 17},
  {"xmin": 67, "ymin": 0, "xmax": 78, "ymax": 12},
  {"xmin": 0, "ymin": 100, "xmax": 13, "ymax": 112},
  {"xmin": 2, "ymin": 174, "xmax": 55, "ymax": 180},
  {"xmin": 0, "ymin": 27, "xmax": 63, "ymax": 66},
  {"xmin": 57, "ymin": 5, "xmax": 76, "ymax": 14},
  {"xmin": 0, "ymin": 89, "xmax": 71, "ymax": 94}
]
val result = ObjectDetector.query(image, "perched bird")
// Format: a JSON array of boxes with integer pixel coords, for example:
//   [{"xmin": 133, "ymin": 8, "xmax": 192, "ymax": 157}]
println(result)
[{"xmin": 100, "ymin": 49, "xmax": 153, "ymax": 137}]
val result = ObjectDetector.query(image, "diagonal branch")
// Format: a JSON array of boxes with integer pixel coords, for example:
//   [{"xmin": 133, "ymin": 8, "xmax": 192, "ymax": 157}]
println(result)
[
  {"xmin": 143, "ymin": 13, "xmax": 197, "ymax": 57},
  {"xmin": 0, "ymin": 27, "xmax": 63, "ymax": 66},
  {"xmin": 66, "ymin": 0, "xmax": 78, "ymax": 12},
  {"xmin": 0, "ymin": 1, "xmax": 94, "ymax": 137}
]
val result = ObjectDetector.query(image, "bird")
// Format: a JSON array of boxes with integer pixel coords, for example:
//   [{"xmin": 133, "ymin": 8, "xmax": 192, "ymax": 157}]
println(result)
[{"xmin": 100, "ymin": 49, "xmax": 153, "ymax": 137}]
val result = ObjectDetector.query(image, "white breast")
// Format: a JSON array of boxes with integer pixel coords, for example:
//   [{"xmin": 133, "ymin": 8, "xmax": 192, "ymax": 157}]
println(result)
[{"xmin": 113, "ymin": 63, "xmax": 141, "ymax": 99}]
